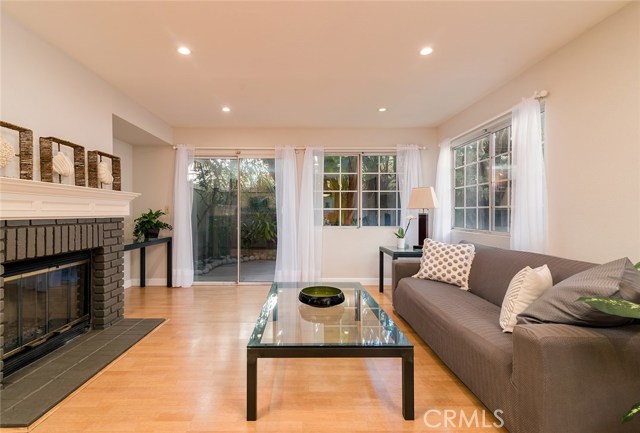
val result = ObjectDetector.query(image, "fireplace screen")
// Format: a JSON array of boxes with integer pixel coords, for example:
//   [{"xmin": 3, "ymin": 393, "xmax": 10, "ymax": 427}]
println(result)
[{"xmin": 3, "ymin": 254, "xmax": 90, "ymax": 359}]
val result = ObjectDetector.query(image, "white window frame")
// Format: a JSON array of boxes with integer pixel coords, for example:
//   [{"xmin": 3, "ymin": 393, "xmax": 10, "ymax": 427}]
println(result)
[
  {"xmin": 322, "ymin": 152, "xmax": 399, "ymax": 228},
  {"xmin": 451, "ymin": 115, "xmax": 512, "ymax": 234}
]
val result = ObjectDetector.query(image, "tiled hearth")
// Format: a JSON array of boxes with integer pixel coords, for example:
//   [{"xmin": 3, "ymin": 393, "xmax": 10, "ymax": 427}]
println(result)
[{"xmin": 0, "ymin": 218, "xmax": 126, "ymax": 383}]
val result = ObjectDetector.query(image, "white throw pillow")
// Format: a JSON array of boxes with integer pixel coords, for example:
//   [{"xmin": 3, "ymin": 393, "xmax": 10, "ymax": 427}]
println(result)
[
  {"xmin": 412, "ymin": 239, "xmax": 476, "ymax": 289},
  {"xmin": 499, "ymin": 265, "xmax": 553, "ymax": 333}
]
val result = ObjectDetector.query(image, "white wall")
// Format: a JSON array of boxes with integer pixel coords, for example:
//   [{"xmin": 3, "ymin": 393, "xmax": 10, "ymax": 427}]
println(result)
[
  {"xmin": 129, "ymin": 145, "xmax": 175, "ymax": 286},
  {"xmin": 0, "ymin": 13, "xmax": 171, "ymax": 161},
  {"xmin": 437, "ymin": 3, "xmax": 640, "ymax": 263}
]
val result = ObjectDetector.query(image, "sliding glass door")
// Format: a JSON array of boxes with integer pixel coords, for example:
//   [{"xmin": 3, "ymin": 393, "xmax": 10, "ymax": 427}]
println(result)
[{"xmin": 192, "ymin": 157, "xmax": 276, "ymax": 283}]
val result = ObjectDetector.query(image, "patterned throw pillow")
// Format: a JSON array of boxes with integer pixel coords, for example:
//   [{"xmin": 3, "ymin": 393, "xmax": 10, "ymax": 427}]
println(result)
[{"xmin": 412, "ymin": 239, "xmax": 476, "ymax": 289}]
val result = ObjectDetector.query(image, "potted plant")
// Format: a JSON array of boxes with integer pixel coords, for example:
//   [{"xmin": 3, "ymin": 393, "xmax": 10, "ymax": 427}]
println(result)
[
  {"xmin": 394, "ymin": 215, "xmax": 416, "ymax": 249},
  {"xmin": 133, "ymin": 209, "xmax": 173, "ymax": 241},
  {"xmin": 578, "ymin": 261, "xmax": 640, "ymax": 423}
]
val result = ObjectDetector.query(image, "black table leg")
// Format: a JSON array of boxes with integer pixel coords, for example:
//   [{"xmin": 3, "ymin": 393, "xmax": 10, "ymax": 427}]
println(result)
[
  {"xmin": 402, "ymin": 349, "xmax": 415, "ymax": 420},
  {"xmin": 247, "ymin": 350, "xmax": 258, "ymax": 421},
  {"xmin": 140, "ymin": 247, "xmax": 146, "ymax": 288},
  {"xmin": 379, "ymin": 251, "xmax": 384, "ymax": 293},
  {"xmin": 166, "ymin": 238, "xmax": 172, "ymax": 287}
]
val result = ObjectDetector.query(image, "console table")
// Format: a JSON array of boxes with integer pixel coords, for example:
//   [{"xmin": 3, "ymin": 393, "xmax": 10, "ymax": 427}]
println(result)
[
  {"xmin": 379, "ymin": 245, "xmax": 422, "ymax": 293},
  {"xmin": 124, "ymin": 237, "xmax": 172, "ymax": 287}
]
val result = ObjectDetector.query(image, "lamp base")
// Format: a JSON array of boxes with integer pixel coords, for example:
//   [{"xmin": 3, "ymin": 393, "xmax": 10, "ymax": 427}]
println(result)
[{"xmin": 417, "ymin": 213, "xmax": 429, "ymax": 247}]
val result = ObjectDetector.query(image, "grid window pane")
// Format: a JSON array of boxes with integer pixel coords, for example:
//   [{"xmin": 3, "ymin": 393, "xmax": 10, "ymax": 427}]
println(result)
[
  {"xmin": 455, "ymin": 188, "xmax": 464, "ymax": 207},
  {"xmin": 380, "ymin": 210, "xmax": 397, "ymax": 226},
  {"xmin": 465, "ymin": 209, "xmax": 477, "ymax": 229},
  {"xmin": 455, "ymin": 168, "xmax": 465, "ymax": 187},
  {"xmin": 380, "ymin": 174, "xmax": 396, "ymax": 190},
  {"xmin": 362, "ymin": 210, "xmax": 378, "ymax": 226},
  {"xmin": 324, "ymin": 174, "xmax": 339, "ymax": 190},
  {"xmin": 479, "ymin": 184, "xmax": 490, "ymax": 206},
  {"xmin": 379, "ymin": 192, "xmax": 396, "ymax": 208},
  {"xmin": 454, "ymin": 209, "xmax": 465, "ymax": 227},
  {"xmin": 341, "ymin": 155, "xmax": 358, "ymax": 172},
  {"xmin": 455, "ymin": 148, "xmax": 465, "ymax": 168},
  {"xmin": 341, "ymin": 192, "xmax": 358, "ymax": 208},
  {"xmin": 362, "ymin": 156, "xmax": 378, "ymax": 173},
  {"xmin": 494, "ymin": 209, "xmax": 510, "ymax": 232},
  {"xmin": 479, "ymin": 137, "xmax": 490, "ymax": 160},
  {"xmin": 341, "ymin": 210, "xmax": 357, "ymax": 226},
  {"xmin": 465, "ymin": 163, "xmax": 478, "ymax": 184},
  {"xmin": 323, "ymin": 192, "xmax": 339, "ymax": 208},
  {"xmin": 495, "ymin": 182, "xmax": 509, "ymax": 207},
  {"xmin": 495, "ymin": 127, "xmax": 511, "ymax": 155},
  {"xmin": 341, "ymin": 174, "xmax": 357, "ymax": 189},
  {"xmin": 478, "ymin": 208, "xmax": 490, "ymax": 231},
  {"xmin": 362, "ymin": 174, "xmax": 378, "ymax": 190},
  {"xmin": 479, "ymin": 160, "xmax": 490, "ymax": 183},
  {"xmin": 465, "ymin": 186, "xmax": 477, "ymax": 207},
  {"xmin": 362, "ymin": 192, "xmax": 378, "ymax": 208},
  {"xmin": 379, "ymin": 155, "xmax": 396, "ymax": 173},
  {"xmin": 324, "ymin": 156, "xmax": 340, "ymax": 173},
  {"xmin": 323, "ymin": 210, "xmax": 339, "ymax": 226},
  {"xmin": 465, "ymin": 141, "xmax": 477, "ymax": 163}
]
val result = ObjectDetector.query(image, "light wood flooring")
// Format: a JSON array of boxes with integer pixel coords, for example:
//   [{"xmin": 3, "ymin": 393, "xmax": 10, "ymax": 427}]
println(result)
[{"xmin": 3, "ymin": 285, "xmax": 506, "ymax": 433}]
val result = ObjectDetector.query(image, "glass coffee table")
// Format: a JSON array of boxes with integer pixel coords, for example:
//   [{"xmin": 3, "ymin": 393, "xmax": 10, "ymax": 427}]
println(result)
[{"xmin": 247, "ymin": 282, "xmax": 414, "ymax": 420}]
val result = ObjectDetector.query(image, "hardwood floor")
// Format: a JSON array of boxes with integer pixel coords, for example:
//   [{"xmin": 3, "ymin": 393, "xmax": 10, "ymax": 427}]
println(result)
[{"xmin": 6, "ymin": 285, "xmax": 506, "ymax": 433}]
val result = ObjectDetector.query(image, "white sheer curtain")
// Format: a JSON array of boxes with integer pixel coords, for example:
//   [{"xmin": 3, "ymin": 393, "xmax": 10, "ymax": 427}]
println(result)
[
  {"xmin": 298, "ymin": 147, "xmax": 324, "ymax": 281},
  {"xmin": 433, "ymin": 138, "xmax": 453, "ymax": 243},
  {"xmin": 274, "ymin": 146, "xmax": 299, "ymax": 281},
  {"xmin": 172, "ymin": 144, "xmax": 194, "ymax": 287},
  {"xmin": 511, "ymin": 98, "xmax": 547, "ymax": 252},
  {"xmin": 396, "ymin": 145, "xmax": 423, "ymax": 246}
]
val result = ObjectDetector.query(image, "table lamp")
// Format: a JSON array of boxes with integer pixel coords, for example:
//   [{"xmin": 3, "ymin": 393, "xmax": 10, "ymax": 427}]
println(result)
[{"xmin": 408, "ymin": 186, "xmax": 439, "ymax": 248}]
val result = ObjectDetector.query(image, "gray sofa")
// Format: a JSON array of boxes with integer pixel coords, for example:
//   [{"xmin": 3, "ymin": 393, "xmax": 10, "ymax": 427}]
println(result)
[{"xmin": 392, "ymin": 242, "xmax": 640, "ymax": 433}]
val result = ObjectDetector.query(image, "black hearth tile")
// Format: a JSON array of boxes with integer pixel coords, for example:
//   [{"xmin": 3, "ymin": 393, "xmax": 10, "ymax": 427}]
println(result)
[
  {"xmin": 0, "ymin": 405, "xmax": 40, "ymax": 428},
  {"xmin": 0, "ymin": 399, "xmax": 21, "ymax": 413},
  {"xmin": 0, "ymin": 378, "xmax": 45, "ymax": 401}
]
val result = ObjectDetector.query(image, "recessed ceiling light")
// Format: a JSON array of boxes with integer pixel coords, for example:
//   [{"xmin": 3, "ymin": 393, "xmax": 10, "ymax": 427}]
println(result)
[
  {"xmin": 378, "ymin": 107, "xmax": 387, "ymax": 112},
  {"xmin": 177, "ymin": 46, "xmax": 191, "ymax": 55},
  {"xmin": 222, "ymin": 106, "xmax": 231, "ymax": 113},
  {"xmin": 419, "ymin": 47, "xmax": 433, "ymax": 56}
]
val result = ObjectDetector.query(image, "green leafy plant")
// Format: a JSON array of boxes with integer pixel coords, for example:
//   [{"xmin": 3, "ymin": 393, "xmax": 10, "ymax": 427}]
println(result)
[
  {"xmin": 394, "ymin": 215, "xmax": 416, "ymax": 239},
  {"xmin": 577, "ymin": 261, "xmax": 640, "ymax": 423},
  {"xmin": 133, "ymin": 209, "xmax": 173, "ymax": 241}
]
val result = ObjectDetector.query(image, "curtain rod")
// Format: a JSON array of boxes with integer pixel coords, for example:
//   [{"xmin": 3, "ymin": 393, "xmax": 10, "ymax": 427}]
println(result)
[
  {"xmin": 172, "ymin": 145, "xmax": 428, "ymax": 151},
  {"xmin": 447, "ymin": 90, "xmax": 549, "ymax": 143}
]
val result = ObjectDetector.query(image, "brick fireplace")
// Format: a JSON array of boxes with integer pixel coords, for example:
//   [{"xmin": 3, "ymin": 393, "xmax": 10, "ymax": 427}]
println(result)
[{"xmin": 0, "ymin": 177, "xmax": 139, "ymax": 383}]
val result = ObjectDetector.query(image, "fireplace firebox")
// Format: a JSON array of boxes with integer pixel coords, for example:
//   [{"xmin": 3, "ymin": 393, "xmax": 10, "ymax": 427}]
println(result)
[{"xmin": 2, "ymin": 252, "xmax": 91, "ymax": 376}]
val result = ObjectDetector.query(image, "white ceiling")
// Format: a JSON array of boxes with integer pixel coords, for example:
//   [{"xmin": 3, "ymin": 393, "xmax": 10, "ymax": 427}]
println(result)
[{"xmin": 1, "ymin": 1, "xmax": 629, "ymax": 129}]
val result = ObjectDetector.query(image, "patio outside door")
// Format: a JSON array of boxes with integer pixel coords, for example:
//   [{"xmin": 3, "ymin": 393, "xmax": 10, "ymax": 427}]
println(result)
[{"xmin": 192, "ymin": 157, "xmax": 276, "ymax": 283}]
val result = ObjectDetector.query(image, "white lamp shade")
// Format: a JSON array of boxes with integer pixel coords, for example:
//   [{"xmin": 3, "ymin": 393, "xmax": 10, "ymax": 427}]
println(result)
[{"xmin": 408, "ymin": 186, "xmax": 439, "ymax": 210}]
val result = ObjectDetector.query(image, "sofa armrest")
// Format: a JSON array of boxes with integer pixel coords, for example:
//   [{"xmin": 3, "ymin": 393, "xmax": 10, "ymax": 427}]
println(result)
[
  {"xmin": 512, "ymin": 323, "xmax": 640, "ymax": 433},
  {"xmin": 391, "ymin": 258, "xmax": 421, "ymax": 292}
]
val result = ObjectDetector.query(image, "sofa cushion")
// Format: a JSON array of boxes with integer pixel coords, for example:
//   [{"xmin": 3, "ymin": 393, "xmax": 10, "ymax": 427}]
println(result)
[
  {"xmin": 463, "ymin": 242, "xmax": 596, "ymax": 307},
  {"xmin": 499, "ymin": 265, "xmax": 553, "ymax": 333},
  {"xmin": 413, "ymin": 239, "xmax": 475, "ymax": 289},
  {"xmin": 517, "ymin": 258, "xmax": 640, "ymax": 327}
]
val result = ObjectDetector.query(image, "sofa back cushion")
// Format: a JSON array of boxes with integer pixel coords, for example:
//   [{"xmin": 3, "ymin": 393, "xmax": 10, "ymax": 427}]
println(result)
[{"xmin": 463, "ymin": 242, "xmax": 596, "ymax": 307}]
